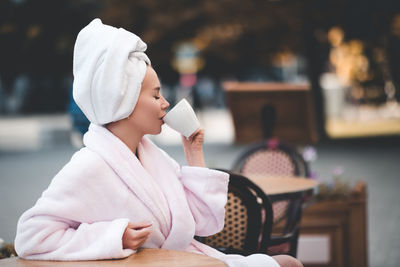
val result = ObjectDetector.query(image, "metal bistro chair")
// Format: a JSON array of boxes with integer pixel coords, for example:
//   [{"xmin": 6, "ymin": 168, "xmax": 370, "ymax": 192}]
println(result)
[
  {"xmin": 232, "ymin": 139, "xmax": 310, "ymax": 257},
  {"xmin": 233, "ymin": 138, "xmax": 310, "ymax": 178},
  {"xmin": 266, "ymin": 191, "xmax": 304, "ymax": 257},
  {"xmin": 198, "ymin": 171, "xmax": 274, "ymax": 256}
]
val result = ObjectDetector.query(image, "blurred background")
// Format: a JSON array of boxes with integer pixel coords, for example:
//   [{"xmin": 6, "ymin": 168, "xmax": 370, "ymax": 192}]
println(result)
[
  {"xmin": 1, "ymin": 0, "xmax": 400, "ymax": 137},
  {"xmin": 1, "ymin": 0, "xmax": 400, "ymax": 266}
]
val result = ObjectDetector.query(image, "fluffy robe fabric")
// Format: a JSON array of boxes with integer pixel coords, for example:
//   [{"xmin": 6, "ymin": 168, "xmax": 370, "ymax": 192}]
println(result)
[
  {"xmin": 73, "ymin": 18, "xmax": 151, "ymax": 125},
  {"xmin": 15, "ymin": 124, "xmax": 279, "ymax": 267}
]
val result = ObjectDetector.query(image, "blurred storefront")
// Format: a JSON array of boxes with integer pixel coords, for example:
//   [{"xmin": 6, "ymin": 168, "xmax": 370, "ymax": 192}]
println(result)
[{"xmin": 320, "ymin": 26, "xmax": 400, "ymax": 139}]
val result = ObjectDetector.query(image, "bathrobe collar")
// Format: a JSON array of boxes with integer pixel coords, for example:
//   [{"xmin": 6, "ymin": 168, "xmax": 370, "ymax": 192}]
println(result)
[{"xmin": 83, "ymin": 124, "xmax": 195, "ymax": 249}]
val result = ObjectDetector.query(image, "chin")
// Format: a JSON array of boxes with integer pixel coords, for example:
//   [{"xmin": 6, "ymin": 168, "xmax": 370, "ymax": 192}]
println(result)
[{"xmin": 148, "ymin": 127, "xmax": 162, "ymax": 135}]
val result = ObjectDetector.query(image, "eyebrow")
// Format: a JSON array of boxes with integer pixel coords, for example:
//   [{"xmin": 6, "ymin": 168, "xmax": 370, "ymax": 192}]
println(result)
[{"xmin": 153, "ymin": 87, "xmax": 160, "ymax": 92}]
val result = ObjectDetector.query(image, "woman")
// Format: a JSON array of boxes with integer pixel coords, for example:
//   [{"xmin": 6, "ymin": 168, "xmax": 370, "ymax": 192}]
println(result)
[{"xmin": 15, "ymin": 19, "xmax": 302, "ymax": 267}]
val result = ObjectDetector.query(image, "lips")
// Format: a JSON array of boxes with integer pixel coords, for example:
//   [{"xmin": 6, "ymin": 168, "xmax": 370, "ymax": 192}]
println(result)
[{"xmin": 160, "ymin": 115, "xmax": 166, "ymax": 125}]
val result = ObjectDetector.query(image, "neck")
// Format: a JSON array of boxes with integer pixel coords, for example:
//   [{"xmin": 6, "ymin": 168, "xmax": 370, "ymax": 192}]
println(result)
[{"xmin": 106, "ymin": 121, "xmax": 143, "ymax": 156}]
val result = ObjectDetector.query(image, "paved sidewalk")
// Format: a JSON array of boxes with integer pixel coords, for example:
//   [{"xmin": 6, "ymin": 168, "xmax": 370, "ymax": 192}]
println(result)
[{"xmin": 0, "ymin": 114, "xmax": 72, "ymax": 151}]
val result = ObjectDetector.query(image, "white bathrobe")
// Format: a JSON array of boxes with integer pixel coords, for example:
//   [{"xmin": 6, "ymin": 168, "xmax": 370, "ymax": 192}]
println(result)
[{"xmin": 15, "ymin": 124, "xmax": 279, "ymax": 267}]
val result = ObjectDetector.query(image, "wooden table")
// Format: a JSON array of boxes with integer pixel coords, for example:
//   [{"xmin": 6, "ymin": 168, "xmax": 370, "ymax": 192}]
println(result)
[
  {"xmin": 0, "ymin": 248, "xmax": 227, "ymax": 267},
  {"xmin": 248, "ymin": 175, "xmax": 318, "ymax": 196}
]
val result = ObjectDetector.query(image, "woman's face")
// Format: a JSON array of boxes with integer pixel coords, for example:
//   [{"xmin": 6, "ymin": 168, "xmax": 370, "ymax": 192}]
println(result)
[{"xmin": 128, "ymin": 66, "xmax": 170, "ymax": 135}]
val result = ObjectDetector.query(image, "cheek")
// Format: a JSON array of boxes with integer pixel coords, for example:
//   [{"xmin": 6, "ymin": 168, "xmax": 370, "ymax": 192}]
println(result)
[
  {"xmin": 132, "ymin": 97, "xmax": 160, "ymax": 124},
  {"xmin": 143, "ymin": 100, "xmax": 160, "ymax": 119},
  {"xmin": 150, "ymin": 101, "xmax": 161, "ymax": 116}
]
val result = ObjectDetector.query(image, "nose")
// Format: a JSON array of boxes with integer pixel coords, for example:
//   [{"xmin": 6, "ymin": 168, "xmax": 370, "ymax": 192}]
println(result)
[{"xmin": 161, "ymin": 96, "xmax": 170, "ymax": 110}]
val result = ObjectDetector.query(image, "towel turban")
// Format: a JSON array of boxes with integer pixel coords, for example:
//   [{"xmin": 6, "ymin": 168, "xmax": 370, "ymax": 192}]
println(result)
[{"xmin": 72, "ymin": 18, "xmax": 151, "ymax": 125}]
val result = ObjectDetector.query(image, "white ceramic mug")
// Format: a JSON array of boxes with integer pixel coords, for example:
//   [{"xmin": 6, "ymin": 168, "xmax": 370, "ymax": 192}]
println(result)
[{"xmin": 162, "ymin": 98, "xmax": 200, "ymax": 138}]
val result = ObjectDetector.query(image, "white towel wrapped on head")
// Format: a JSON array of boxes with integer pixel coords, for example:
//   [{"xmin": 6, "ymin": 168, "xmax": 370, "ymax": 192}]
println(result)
[{"xmin": 73, "ymin": 18, "xmax": 151, "ymax": 125}]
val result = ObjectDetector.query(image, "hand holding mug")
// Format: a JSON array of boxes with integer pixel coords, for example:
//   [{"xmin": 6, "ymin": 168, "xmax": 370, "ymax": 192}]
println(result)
[
  {"xmin": 163, "ymin": 99, "xmax": 204, "ymax": 167},
  {"xmin": 181, "ymin": 128, "xmax": 205, "ymax": 167},
  {"xmin": 181, "ymin": 128, "xmax": 204, "ymax": 152}
]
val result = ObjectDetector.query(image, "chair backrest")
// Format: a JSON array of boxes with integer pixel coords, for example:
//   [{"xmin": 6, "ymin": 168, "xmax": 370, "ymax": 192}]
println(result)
[
  {"xmin": 233, "ymin": 139, "xmax": 310, "ymax": 178},
  {"xmin": 232, "ymin": 139, "xmax": 309, "ymax": 225},
  {"xmin": 202, "ymin": 171, "xmax": 273, "ymax": 255}
]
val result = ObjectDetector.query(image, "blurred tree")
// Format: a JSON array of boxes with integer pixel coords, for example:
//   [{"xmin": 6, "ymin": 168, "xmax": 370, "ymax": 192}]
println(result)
[
  {"xmin": 0, "ymin": 0, "xmax": 99, "ymax": 113},
  {"xmin": 96, "ymin": 0, "xmax": 305, "ymax": 82}
]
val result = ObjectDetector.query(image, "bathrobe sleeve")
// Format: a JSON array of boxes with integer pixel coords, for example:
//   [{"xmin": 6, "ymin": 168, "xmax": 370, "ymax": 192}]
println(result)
[
  {"xmin": 160, "ymin": 148, "xmax": 229, "ymax": 236},
  {"xmin": 15, "ymin": 151, "xmax": 134, "ymax": 261},
  {"xmin": 179, "ymin": 166, "xmax": 229, "ymax": 236}
]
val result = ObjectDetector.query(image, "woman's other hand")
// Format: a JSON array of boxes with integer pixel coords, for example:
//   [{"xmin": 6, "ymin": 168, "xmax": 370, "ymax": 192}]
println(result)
[
  {"xmin": 122, "ymin": 221, "xmax": 152, "ymax": 250},
  {"xmin": 181, "ymin": 128, "xmax": 205, "ymax": 167}
]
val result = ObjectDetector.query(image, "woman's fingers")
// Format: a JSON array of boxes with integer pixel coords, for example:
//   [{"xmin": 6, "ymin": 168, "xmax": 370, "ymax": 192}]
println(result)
[
  {"xmin": 123, "ymin": 228, "xmax": 151, "ymax": 250},
  {"xmin": 135, "ymin": 234, "xmax": 149, "ymax": 246},
  {"xmin": 190, "ymin": 128, "xmax": 204, "ymax": 139},
  {"xmin": 123, "ymin": 222, "xmax": 152, "ymax": 250},
  {"xmin": 127, "ymin": 221, "xmax": 152, "ymax": 230},
  {"xmin": 183, "ymin": 128, "xmax": 204, "ymax": 143},
  {"xmin": 189, "ymin": 129, "xmax": 201, "ymax": 139},
  {"xmin": 128, "ymin": 232, "xmax": 149, "ymax": 249},
  {"xmin": 132, "ymin": 227, "xmax": 151, "ymax": 239}
]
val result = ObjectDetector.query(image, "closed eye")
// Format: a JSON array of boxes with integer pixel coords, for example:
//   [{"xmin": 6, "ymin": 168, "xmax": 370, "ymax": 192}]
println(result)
[{"xmin": 154, "ymin": 87, "xmax": 161, "ymax": 100}]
